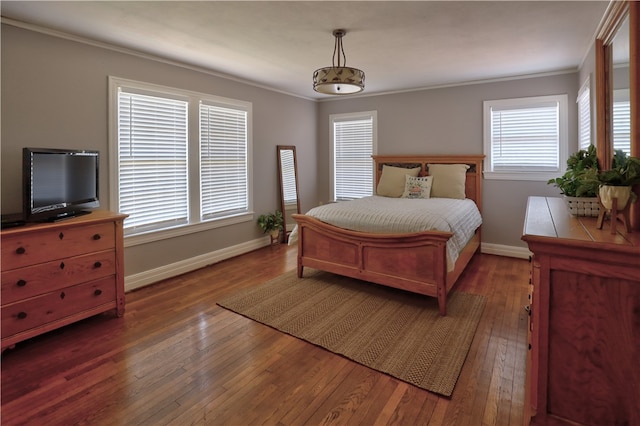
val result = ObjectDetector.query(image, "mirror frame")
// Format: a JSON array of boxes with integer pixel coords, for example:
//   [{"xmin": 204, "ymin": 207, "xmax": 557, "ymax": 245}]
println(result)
[
  {"xmin": 276, "ymin": 145, "xmax": 301, "ymax": 242},
  {"xmin": 595, "ymin": 0, "xmax": 639, "ymax": 229}
]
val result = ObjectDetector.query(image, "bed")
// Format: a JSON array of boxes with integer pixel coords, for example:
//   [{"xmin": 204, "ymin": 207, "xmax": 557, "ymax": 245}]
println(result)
[{"xmin": 291, "ymin": 155, "xmax": 484, "ymax": 316}]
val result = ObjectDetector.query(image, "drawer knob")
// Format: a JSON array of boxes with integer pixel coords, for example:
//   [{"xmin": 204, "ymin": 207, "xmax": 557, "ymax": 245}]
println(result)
[
  {"xmin": 16, "ymin": 279, "xmax": 27, "ymax": 287},
  {"xmin": 93, "ymin": 234, "xmax": 101, "ymax": 241},
  {"xmin": 59, "ymin": 232, "xmax": 64, "ymax": 240},
  {"xmin": 15, "ymin": 247, "xmax": 26, "ymax": 255},
  {"xmin": 17, "ymin": 311, "xmax": 27, "ymax": 320},
  {"xmin": 94, "ymin": 261, "xmax": 102, "ymax": 268},
  {"xmin": 94, "ymin": 289, "xmax": 103, "ymax": 296},
  {"xmin": 60, "ymin": 291, "xmax": 66, "ymax": 299},
  {"xmin": 59, "ymin": 262, "xmax": 65, "ymax": 270}
]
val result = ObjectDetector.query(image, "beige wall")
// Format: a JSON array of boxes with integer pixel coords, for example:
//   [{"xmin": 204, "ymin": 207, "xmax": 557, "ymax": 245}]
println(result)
[
  {"xmin": 1, "ymin": 24, "xmax": 318, "ymax": 277},
  {"xmin": 2, "ymin": 21, "xmax": 584, "ymax": 281}
]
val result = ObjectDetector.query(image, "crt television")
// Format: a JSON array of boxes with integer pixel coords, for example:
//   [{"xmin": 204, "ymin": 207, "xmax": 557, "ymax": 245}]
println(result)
[{"xmin": 23, "ymin": 147, "xmax": 100, "ymax": 222}]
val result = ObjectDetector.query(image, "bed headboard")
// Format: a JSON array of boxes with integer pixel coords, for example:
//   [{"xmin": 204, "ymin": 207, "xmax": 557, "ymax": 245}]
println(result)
[{"xmin": 372, "ymin": 155, "xmax": 485, "ymax": 212}]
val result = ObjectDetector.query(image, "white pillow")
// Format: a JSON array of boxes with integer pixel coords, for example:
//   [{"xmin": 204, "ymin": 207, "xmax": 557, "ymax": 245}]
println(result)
[
  {"xmin": 377, "ymin": 165, "xmax": 421, "ymax": 198},
  {"xmin": 428, "ymin": 164, "xmax": 469, "ymax": 199},
  {"xmin": 401, "ymin": 175, "xmax": 433, "ymax": 199}
]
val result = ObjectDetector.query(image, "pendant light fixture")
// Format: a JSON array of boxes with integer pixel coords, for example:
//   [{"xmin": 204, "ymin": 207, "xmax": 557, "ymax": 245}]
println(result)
[{"xmin": 313, "ymin": 29, "xmax": 365, "ymax": 95}]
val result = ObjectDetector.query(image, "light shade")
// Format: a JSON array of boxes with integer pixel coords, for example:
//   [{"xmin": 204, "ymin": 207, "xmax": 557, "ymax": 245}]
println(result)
[
  {"xmin": 313, "ymin": 29, "xmax": 365, "ymax": 95},
  {"xmin": 313, "ymin": 67, "xmax": 365, "ymax": 95}
]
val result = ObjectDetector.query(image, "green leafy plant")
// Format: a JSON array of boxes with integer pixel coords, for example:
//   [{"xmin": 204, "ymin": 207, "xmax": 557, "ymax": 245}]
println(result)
[
  {"xmin": 257, "ymin": 210, "xmax": 284, "ymax": 234},
  {"xmin": 593, "ymin": 150, "xmax": 640, "ymax": 186},
  {"xmin": 547, "ymin": 145, "xmax": 600, "ymax": 197}
]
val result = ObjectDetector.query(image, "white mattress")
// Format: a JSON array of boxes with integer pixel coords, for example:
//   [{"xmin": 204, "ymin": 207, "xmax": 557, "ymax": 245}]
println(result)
[{"xmin": 289, "ymin": 196, "xmax": 482, "ymax": 271}]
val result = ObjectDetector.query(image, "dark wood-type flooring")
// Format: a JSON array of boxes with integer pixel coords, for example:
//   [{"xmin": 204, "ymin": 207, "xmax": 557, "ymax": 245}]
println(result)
[{"xmin": 1, "ymin": 245, "xmax": 530, "ymax": 425}]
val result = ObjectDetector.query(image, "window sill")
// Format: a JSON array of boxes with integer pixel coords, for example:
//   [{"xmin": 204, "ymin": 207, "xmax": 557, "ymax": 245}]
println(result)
[
  {"xmin": 124, "ymin": 212, "xmax": 254, "ymax": 248},
  {"xmin": 483, "ymin": 171, "xmax": 560, "ymax": 182}
]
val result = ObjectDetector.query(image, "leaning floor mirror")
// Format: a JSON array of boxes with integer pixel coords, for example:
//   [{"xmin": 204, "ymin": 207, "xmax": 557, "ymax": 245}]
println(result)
[{"xmin": 277, "ymin": 145, "xmax": 301, "ymax": 242}]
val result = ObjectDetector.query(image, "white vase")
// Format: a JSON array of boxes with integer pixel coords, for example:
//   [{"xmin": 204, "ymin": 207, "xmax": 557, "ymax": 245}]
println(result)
[{"xmin": 598, "ymin": 185, "xmax": 632, "ymax": 210}]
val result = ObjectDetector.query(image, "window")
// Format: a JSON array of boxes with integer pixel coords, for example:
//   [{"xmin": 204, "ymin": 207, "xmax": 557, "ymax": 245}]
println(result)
[
  {"xmin": 110, "ymin": 77, "xmax": 252, "ymax": 242},
  {"xmin": 330, "ymin": 111, "xmax": 377, "ymax": 201},
  {"xmin": 577, "ymin": 78, "xmax": 591, "ymax": 150},
  {"xmin": 199, "ymin": 102, "xmax": 249, "ymax": 220},
  {"xmin": 613, "ymin": 88, "xmax": 630, "ymax": 155},
  {"xmin": 483, "ymin": 94, "xmax": 568, "ymax": 181},
  {"xmin": 117, "ymin": 91, "xmax": 189, "ymax": 233}
]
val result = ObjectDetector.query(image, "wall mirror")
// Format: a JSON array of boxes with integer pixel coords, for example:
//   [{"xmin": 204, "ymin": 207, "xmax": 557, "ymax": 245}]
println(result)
[
  {"xmin": 277, "ymin": 145, "xmax": 301, "ymax": 242},
  {"xmin": 596, "ymin": 0, "xmax": 638, "ymax": 228}
]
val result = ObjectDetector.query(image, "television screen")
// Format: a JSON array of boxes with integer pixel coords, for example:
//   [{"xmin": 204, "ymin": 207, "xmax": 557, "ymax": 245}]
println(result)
[{"xmin": 23, "ymin": 148, "xmax": 99, "ymax": 222}]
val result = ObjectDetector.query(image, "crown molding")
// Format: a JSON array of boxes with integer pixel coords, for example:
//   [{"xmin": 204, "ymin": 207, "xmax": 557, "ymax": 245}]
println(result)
[{"xmin": 1, "ymin": 17, "xmax": 315, "ymax": 102}]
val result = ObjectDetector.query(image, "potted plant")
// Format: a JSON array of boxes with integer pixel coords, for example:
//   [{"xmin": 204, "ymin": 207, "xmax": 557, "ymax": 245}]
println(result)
[
  {"xmin": 257, "ymin": 210, "xmax": 284, "ymax": 242},
  {"xmin": 547, "ymin": 145, "xmax": 600, "ymax": 216},
  {"xmin": 591, "ymin": 150, "xmax": 640, "ymax": 210}
]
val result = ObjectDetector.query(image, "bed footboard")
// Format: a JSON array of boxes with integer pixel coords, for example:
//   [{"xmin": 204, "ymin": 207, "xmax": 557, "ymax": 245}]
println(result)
[{"xmin": 292, "ymin": 214, "xmax": 453, "ymax": 315}]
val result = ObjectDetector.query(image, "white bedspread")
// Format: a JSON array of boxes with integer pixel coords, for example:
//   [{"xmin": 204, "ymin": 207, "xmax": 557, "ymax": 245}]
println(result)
[{"xmin": 289, "ymin": 196, "xmax": 482, "ymax": 271}]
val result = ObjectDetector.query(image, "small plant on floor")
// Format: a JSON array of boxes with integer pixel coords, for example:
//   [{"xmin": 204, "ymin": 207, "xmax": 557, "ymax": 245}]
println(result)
[{"xmin": 257, "ymin": 210, "xmax": 284, "ymax": 238}]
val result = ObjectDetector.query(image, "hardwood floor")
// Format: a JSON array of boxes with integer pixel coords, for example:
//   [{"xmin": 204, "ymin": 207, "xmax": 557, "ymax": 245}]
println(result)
[{"xmin": 1, "ymin": 245, "xmax": 530, "ymax": 425}]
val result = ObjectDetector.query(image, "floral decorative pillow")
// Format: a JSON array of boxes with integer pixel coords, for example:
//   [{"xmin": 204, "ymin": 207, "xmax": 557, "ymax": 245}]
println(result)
[{"xmin": 401, "ymin": 175, "xmax": 433, "ymax": 199}]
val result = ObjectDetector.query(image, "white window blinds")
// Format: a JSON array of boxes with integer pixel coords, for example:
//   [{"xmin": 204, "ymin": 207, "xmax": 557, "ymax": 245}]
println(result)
[
  {"xmin": 332, "ymin": 113, "xmax": 376, "ymax": 201},
  {"xmin": 280, "ymin": 149, "xmax": 297, "ymax": 204},
  {"xmin": 117, "ymin": 91, "xmax": 189, "ymax": 233},
  {"xmin": 577, "ymin": 78, "xmax": 591, "ymax": 150},
  {"xmin": 490, "ymin": 103, "xmax": 559, "ymax": 171},
  {"xmin": 613, "ymin": 89, "xmax": 630, "ymax": 155},
  {"xmin": 199, "ymin": 103, "xmax": 248, "ymax": 220},
  {"xmin": 484, "ymin": 95, "xmax": 567, "ymax": 181},
  {"xmin": 111, "ymin": 77, "xmax": 253, "ymax": 241}
]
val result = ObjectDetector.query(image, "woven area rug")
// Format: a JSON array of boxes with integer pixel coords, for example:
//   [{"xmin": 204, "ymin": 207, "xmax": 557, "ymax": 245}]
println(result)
[{"xmin": 217, "ymin": 269, "xmax": 486, "ymax": 396}]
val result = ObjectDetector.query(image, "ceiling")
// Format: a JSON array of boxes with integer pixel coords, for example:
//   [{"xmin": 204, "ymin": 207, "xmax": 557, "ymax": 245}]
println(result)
[{"xmin": 1, "ymin": 1, "xmax": 610, "ymax": 100}]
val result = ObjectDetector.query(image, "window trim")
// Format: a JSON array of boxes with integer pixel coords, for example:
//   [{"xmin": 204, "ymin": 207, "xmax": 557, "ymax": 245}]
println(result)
[
  {"xmin": 483, "ymin": 94, "xmax": 568, "ymax": 182},
  {"xmin": 108, "ymin": 76, "xmax": 253, "ymax": 247},
  {"xmin": 329, "ymin": 111, "xmax": 378, "ymax": 201}
]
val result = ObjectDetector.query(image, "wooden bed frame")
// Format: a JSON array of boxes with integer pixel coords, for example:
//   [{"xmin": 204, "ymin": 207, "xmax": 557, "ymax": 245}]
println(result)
[{"xmin": 292, "ymin": 155, "xmax": 484, "ymax": 316}]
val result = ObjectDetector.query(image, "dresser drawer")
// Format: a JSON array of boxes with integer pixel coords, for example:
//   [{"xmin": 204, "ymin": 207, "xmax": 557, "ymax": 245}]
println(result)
[
  {"xmin": 1, "ymin": 250, "xmax": 116, "ymax": 305},
  {"xmin": 1, "ymin": 277, "xmax": 116, "ymax": 338},
  {"xmin": 1, "ymin": 223, "xmax": 115, "ymax": 270}
]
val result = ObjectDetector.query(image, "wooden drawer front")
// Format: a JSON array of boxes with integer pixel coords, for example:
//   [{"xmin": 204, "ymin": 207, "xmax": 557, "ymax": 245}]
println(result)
[
  {"xmin": 1, "ymin": 250, "xmax": 116, "ymax": 305},
  {"xmin": 1, "ymin": 277, "xmax": 116, "ymax": 338},
  {"xmin": 1, "ymin": 223, "xmax": 115, "ymax": 270}
]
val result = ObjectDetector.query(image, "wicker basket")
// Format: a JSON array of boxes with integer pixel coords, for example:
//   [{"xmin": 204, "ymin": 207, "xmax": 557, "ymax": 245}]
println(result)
[{"xmin": 563, "ymin": 196, "xmax": 600, "ymax": 217}]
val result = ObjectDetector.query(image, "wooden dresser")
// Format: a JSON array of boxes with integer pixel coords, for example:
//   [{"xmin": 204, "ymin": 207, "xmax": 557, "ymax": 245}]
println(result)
[
  {"xmin": 1, "ymin": 211, "xmax": 127, "ymax": 350},
  {"xmin": 522, "ymin": 196, "xmax": 640, "ymax": 425}
]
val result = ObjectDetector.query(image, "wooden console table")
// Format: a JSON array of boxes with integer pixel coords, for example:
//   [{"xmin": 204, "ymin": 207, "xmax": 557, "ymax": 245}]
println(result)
[{"xmin": 521, "ymin": 196, "xmax": 639, "ymax": 425}]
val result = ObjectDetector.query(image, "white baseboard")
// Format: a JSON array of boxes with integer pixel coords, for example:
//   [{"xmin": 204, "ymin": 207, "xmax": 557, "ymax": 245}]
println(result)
[
  {"xmin": 125, "ymin": 236, "xmax": 271, "ymax": 292},
  {"xmin": 125, "ymin": 238, "xmax": 530, "ymax": 292},
  {"xmin": 481, "ymin": 243, "xmax": 532, "ymax": 260}
]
